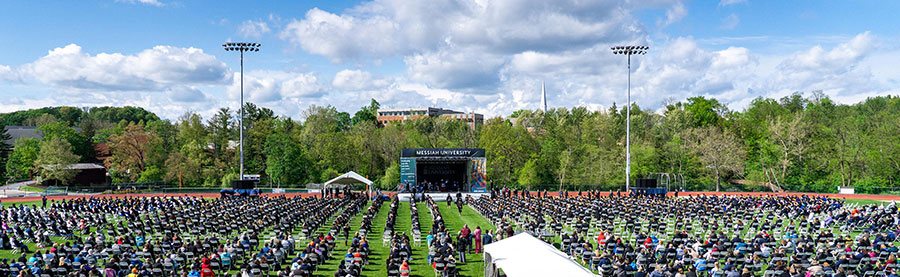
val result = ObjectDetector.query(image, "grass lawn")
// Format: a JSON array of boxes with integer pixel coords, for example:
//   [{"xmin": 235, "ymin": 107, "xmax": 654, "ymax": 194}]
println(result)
[
  {"xmin": 18, "ymin": 185, "xmax": 45, "ymax": 193},
  {"xmin": 842, "ymin": 198, "xmax": 888, "ymax": 206},
  {"xmin": 1, "ymin": 200, "xmax": 53, "ymax": 208}
]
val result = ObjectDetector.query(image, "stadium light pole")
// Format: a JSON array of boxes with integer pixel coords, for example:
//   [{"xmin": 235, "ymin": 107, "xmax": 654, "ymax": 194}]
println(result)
[
  {"xmin": 611, "ymin": 45, "xmax": 648, "ymax": 193},
  {"xmin": 222, "ymin": 42, "xmax": 260, "ymax": 181}
]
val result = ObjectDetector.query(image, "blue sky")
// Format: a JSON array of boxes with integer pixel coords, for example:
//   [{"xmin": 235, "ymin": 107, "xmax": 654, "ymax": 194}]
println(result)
[{"xmin": 1, "ymin": 0, "xmax": 898, "ymax": 120}]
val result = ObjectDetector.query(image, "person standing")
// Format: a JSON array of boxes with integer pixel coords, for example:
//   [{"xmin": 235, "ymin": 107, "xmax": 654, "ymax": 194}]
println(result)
[
  {"xmin": 456, "ymin": 235, "xmax": 467, "ymax": 263},
  {"xmin": 473, "ymin": 226, "xmax": 483, "ymax": 254},
  {"xmin": 42, "ymin": 196, "xmax": 47, "ymax": 208},
  {"xmin": 460, "ymin": 225, "xmax": 471, "ymax": 253},
  {"xmin": 343, "ymin": 224, "xmax": 350, "ymax": 246}
]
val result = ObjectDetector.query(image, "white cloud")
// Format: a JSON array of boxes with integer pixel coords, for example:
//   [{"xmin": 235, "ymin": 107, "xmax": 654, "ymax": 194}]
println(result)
[
  {"xmin": 664, "ymin": 2, "xmax": 688, "ymax": 26},
  {"xmin": 280, "ymin": 8, "xmax": 409, "ymax": 63},
  {"xmin": 0, "ymin": 64, "xmax": 18, "ymax": 81},
  {"xmin": 238, "ymin": 20, "xmax": 271, "ymax": 38},
  {"xmin": 138, "ymin": 0, "xmax": 163, "ymax": 6},
  {"xmin": 226, "ymin": 71, "xmax": 325, "ymax": 104},
  {"xmin": 20, "ymin": 44, "xmax": 229, "ymax": 91},
  {"xmin": 166, "ymin": 86, "xmax": 206, "ymax": 102},
  {"xmin": 280, "ymin": 0, "xmax": 668, "ymax": 63},
  {"xmin": 719, "ymin": 0, "xmax": 747, "ymax": 6},
  {"xmin": 719, "ymin": 13, "xmax": 740, "ymax": 30},
  {"xmin": 117, "ymin": 0, "xmax": 164, "ymax": 7},
  {"xmin": 778, "ymin": 31, "xmax": 874, "ymax": 74},
  {"xmin": 332, "ymin": 69, "xmax": 392, "ymax": 91},
  {"xmin": 332, "ymin": 70, "xmax": 373, "ymax": 91},
  {"xmin": 404, "ymin": 46, "xmax": 506, "ymax": 90}
]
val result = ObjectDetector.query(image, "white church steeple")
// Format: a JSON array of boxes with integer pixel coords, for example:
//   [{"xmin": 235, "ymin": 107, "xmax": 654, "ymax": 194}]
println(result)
[{"xmin": 541, "ymin": 80, "xmax": 547, "ymax": 113}]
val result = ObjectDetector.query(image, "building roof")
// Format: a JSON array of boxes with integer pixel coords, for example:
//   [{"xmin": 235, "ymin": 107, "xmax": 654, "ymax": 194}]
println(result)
[
  {"xmin": 377, "ymin": 107, "xmax": 434, "ymax": 113},
  {"xmin": 3, "ymin": 126, "xmax": 43, "ymax": 145},
  {"xmin": 41, "ymin": 163, "xmax": 106, "ymax": 170},
  {"xmin": 65, "ymin": 163, "xmax": 106, "ymax": 170},
  {"xmin": 377, "ymin": 107, "xmax": 481, "ymax": 116}
]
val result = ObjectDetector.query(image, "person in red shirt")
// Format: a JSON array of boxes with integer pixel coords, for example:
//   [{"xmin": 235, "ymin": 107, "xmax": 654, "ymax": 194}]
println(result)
[
  {"xmin": 597, "ymin": 232, "xmax": 606, "ymax": 246},
  {"xmin": 200, "ymin": 256, "xmax": 210, "ymax": 268},
  {"xmin": 353, "ymin": 251, "xmax": 362, "ymax": 264},
  {"xmin": 200, "ymin": 264, "xmax": 215, "ymax": 277},
  {"xmin": 400, "ymin": 260, "xmax": 410, "ymax": 276}
]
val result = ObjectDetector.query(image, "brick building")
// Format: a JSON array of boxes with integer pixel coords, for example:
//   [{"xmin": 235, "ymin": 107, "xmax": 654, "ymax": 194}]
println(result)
[{"xmin": 376, "ymin": 107, "xmax": 484, "ymax": 129}]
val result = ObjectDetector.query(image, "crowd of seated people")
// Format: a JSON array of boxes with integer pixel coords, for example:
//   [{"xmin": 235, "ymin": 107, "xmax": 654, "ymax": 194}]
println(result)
[
  {"xmin": 382, "ymin": 196, "xmax": 414, "ymax": 277},
  {"xmin": 333, "ymin": 196, "xmax": 382, "ymax": 277},
  {"xmin": 0, "ymin": 192, "xmax": 377, "ymax": 277},
  {"xmin": 423, "ymin": 196, "xmax": 463, "ymax": 277},
  {"xmin": 469, "ymin": 189, "xmax": 900, "ymax": 277}
]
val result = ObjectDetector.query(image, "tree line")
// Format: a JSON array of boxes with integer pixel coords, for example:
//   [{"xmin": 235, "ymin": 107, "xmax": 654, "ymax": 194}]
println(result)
[{"xmin": 1, "ymin": 92, "xmax": 898, "ymax": 193}]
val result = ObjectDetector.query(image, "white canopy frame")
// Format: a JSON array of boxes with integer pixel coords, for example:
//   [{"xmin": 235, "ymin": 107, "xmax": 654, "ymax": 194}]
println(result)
[
  {"xmin": 484, "ymin": 233, "xmax": 598, "ymax": 277},
  {"xmin": 324, "ymin": 171, "xmax": 374, "ymax": 196}
]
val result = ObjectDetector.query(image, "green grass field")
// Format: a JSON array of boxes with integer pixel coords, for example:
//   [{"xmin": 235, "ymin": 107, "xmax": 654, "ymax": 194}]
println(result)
[
  {"xmin": 842, "ymin": 198, "xmax": 888, "ymax": 206},
  {"xmin": 1, "ymin": 200, "xmax": 50, "ymax": 208},
  {"xmin": 18, "ymin": 185, "xmax": 45, "ymax": 193}
]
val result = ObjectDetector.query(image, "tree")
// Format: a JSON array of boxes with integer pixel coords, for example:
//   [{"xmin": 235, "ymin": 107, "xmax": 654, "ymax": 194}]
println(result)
[
  {"xmin": 264, "ymin": 132, "xmax": 309, "ymax": 187},
  {"xmin": 380, "ymin": 162, "xmax": 400, "ymax": 190},
  {"xmin": 768, "ymin": 113, "xmax": 811, "ymax": 181},
  {"xmin": 165, "ymin": 151, "xmax": 201, "ymax": 188},
  {"xmin": 34, "ymin": 137, "xmax": 81, "ymax": 185},
  {"xmin": 106, "ymin": 123, "xmax": 161, "ymax": 182},
  {"xmin": 23, "ymin": 114, "xmax": 59, "ymax": 127},
  {"xmin": 0, "ymin": 124, "xmax": 11, "ymax": 182},
  {"xmin": 685, "ymin": 96, "xmax": 728, "ymax": 127},
  {"xmin": 557, "ymin": 149, "xmax": 573, "ymax": 191},
  {"xmin": 88, "ymin": 106, "xmax": 159, "ymax": 123},
  {"xmin": 39, "ymin": 121, "xmax": 93, "ymax": 161},
  {"xmin": 351, "ymin": 99, "xmax": 380, "ymax": 126},
  {"xmin": 5, "ymin": 138, "xmax": 40, "ymax": 180},
  {"xmin": 478, "ymin": 118, "xmax": 538, "ymax": 185},
  {"xmin": 517, "ymin": 158, "xmax": 540, "ymax": 189},
  {"xmin": 684, "ymin": 126, "xmax": 746, "ymax": 191},
  {"xmin": 208, "ymin": 108, "xmax": 235, "ymax": 162},
  {"xmin": 137, "ymin": 165, "xmax": 164, "ymax": 183}
]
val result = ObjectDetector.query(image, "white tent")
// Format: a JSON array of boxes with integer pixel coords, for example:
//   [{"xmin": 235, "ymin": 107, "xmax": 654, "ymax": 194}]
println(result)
[
  {"xmin": 483, "ymin": 233, "xmax": 598, "ymax": 277},
  {"xmin": 324, "ymin": 171, "xmax": 374, "ymax": 195}
]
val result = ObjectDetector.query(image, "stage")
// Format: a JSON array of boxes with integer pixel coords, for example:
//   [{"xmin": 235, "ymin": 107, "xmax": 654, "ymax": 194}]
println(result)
[
  {"xmin": 397, "ymin": 192, "xmax": 490, "ymax": 202},
  {"xmin": 400, "ymin": 148, "xmax": 488, "ymax": 194}
]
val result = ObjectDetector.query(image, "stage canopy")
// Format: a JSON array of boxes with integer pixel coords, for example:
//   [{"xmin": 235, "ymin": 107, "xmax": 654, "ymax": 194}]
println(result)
[
  {"xmin": 324, "ymin": 171, "xmax": 374, "ymax": 194},
  {"xmin": 483, "ymin": 233, "xmax": 598, "ymax": 277}
]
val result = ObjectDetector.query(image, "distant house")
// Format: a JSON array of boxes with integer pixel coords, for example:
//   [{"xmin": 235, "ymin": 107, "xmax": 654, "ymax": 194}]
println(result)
[
  {"xmin": 41, "ymin": 163, "xmax": 109, "ymax": 186},
  {"xmin": 3, "ymin": 125, "xmax": 83, "ymax": 147},
  {"xmin": 3, "ymin": 126, "xmax": 43, "ymax": 146}
]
